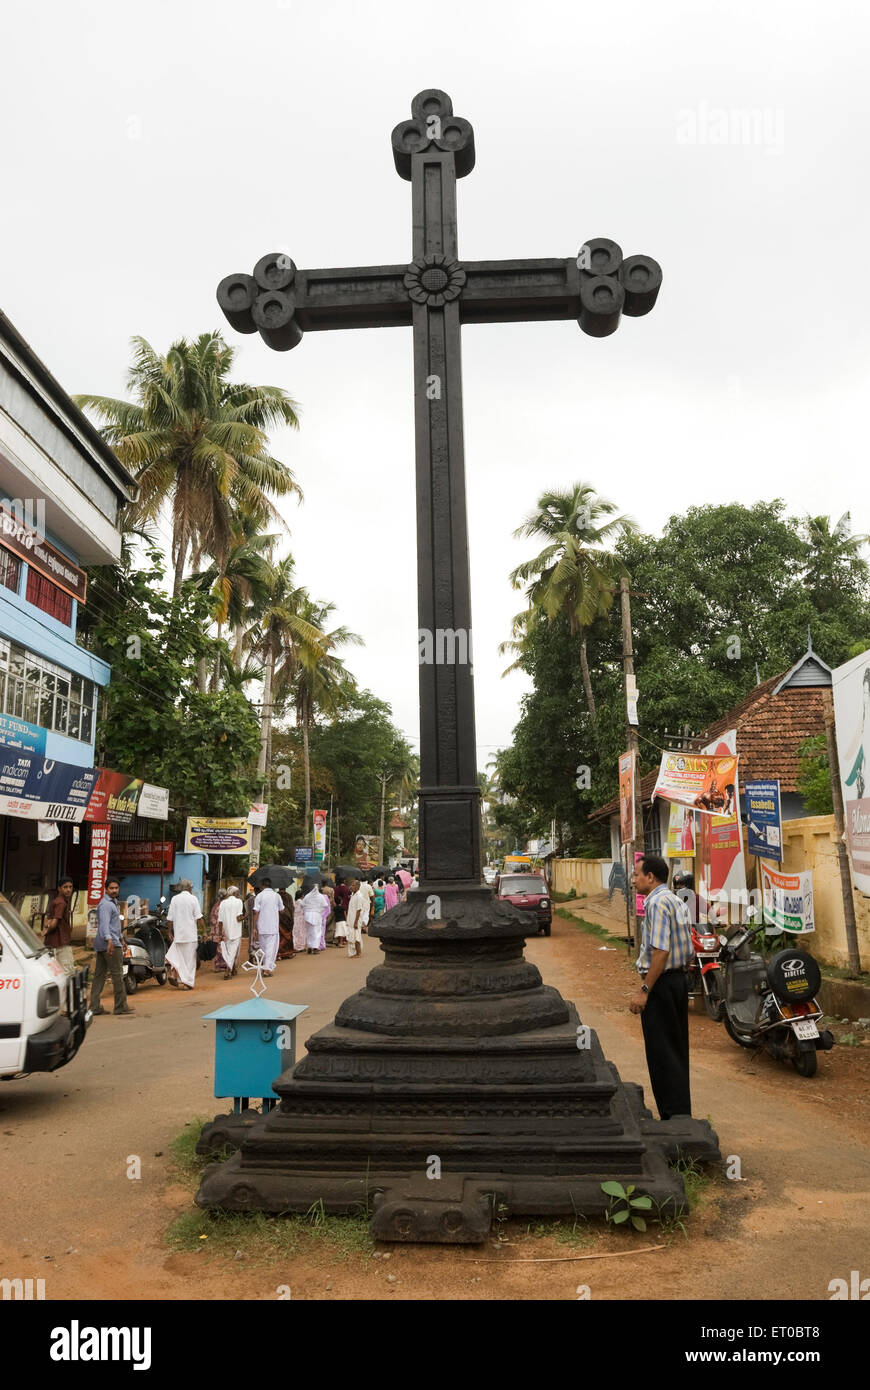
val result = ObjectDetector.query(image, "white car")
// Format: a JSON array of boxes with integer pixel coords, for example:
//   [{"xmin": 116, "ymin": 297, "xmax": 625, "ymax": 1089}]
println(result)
[{"xmin": 482, "ymin": 866, "xmax": 497, "ymax": 884}]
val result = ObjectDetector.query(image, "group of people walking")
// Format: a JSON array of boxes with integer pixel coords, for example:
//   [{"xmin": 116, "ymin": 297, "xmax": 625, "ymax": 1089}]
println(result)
[{"xmin": 42, "ymin": 868, "xmax": 416, "ymax": 1015}]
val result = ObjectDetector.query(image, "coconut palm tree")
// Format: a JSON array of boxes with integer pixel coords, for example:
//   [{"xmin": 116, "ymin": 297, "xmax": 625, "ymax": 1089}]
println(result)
[
  {"xmin": 188, "ymin": 513, "xmax": 280, "ymax": 690},
  {"xmin": 245, "ymin": 558, "xmax": 327, "ymax": 860},
  {"xmin": 275, "ymin": 598, "xmax": 363, "ymax": 827},
  {"xmin": 510, "ymin": 484, "xmax": 636, "ymax": 723},
  {"xmin": 74, "ymin": 332, "xmax": 302, "ymax": 595},
  {"xmin": 801, "ymin": 513, "xmax": 869, "ymax": 614}
]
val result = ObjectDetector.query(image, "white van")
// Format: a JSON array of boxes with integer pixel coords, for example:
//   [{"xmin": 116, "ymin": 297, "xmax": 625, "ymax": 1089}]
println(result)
[{"xmin": 0, "ymin": 892, "xmax": 91, "ymax": 1080}]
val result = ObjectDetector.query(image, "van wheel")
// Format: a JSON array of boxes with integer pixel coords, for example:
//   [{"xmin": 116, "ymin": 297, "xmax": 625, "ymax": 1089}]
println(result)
[{"xmin": 124, "ymin": 972, "xmax": 138, "ymax": 994}]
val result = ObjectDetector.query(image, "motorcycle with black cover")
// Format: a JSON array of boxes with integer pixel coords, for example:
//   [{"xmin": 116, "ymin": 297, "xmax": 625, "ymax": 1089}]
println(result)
[{"xmin": 717, "ymin": 920, "xmax": 834, "ymax": 1076}]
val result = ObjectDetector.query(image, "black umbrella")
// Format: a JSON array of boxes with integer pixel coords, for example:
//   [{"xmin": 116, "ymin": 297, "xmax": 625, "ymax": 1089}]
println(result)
[
  {"xmin": 335, "ymin": 864, "xmax": 365, "ymax": 879},
  {"xmin": 367, "ymin": 866, "xmax": 389, "ymax": 880},
  {"xmin": 250, "ymin": 864, "xmax": 296, "ymax": 891}
]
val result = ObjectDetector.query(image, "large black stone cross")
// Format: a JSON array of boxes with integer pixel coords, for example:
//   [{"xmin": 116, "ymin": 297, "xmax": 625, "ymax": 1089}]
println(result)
[
  {"xmin": 217, "ymin": 88, "xmax": 661, "ymax": 895},
  {"xmin": 199, "ymin": 92, "xmax": 713, "ymax": 1245}
]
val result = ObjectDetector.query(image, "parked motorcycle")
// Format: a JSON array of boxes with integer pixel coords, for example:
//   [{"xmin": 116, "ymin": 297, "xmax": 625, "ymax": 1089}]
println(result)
[
  {"xmin": 687, "ymin": 921, "xmax": 725, "ymax": 1021},
  {"xmin": 717, "ymin": 920, "xmax": 834, "ymax": 1077},
  {"xmin": 123, "ymin": 907, "xmax": 169, "ymax": 992}
]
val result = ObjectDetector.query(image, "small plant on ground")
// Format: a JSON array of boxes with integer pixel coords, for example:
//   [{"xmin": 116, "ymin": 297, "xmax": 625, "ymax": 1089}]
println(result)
[{"xmin": 601, "ymin": 1181, "xmax": 653, "ymax": 1231}]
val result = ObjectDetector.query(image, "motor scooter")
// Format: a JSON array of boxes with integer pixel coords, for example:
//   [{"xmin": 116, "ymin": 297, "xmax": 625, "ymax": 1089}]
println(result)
[
  {"xmin": 123, "ymin": 902, "xmax": 169, "ymax": 992},
  {"xmin": 717, "ymin": 919, "xmax": 834, "ymax": 1077}
]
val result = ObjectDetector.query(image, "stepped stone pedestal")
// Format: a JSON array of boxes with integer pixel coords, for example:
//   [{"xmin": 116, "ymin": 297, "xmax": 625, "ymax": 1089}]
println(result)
[{"xmin": 196, "ymin": 889, "xmax": 720, "ymax": 1243}]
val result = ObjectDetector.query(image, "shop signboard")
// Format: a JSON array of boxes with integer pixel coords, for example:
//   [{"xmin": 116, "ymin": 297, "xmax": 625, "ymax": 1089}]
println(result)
[
  {"xmin": 184, "ymin": 816, "xmax": 252, "ymax": 854},
  {"xmin": 87, "ymin": 823, "xmax": 112, "ymax": 907},
  {"xmin": 108, "ymin": 840, "xmax": 175, "ymax": 874}
]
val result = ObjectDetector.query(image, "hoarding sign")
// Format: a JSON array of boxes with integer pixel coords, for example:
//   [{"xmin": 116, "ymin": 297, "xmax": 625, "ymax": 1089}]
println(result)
[
  {"xmin": 184, "ymin": 816, "xmax": 252, "ymax": 854},
  {"xmin": 745, "ymin": 779, "xmax": 783, "ymax": 861},
  {"xmin": 137, "ymin": 783, "xmax": 170, "ymax": 820},
  {"xmin": 0, "ymin": 712, "xmax": 46, "ymax": 754},
  {"xmin": 761, "ymin": 863, "xmax": 815, "ymax": 933},
  {"xmin": 108, "ymin": 840, "xmax": 175, "ymax": 874},
  {"xmin": 87, "ymin": 823, "xmax": 112, "ymax": 907},
  {"xmin": 832, "ymin": 647, "xmax": 870, "ymax": 895},
  {"xmin": 618, "ymin": 750, "xmax": 635, "ymax": 845}
]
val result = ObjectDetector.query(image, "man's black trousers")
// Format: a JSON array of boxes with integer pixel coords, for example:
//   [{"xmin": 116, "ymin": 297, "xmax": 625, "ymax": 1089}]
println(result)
[{"xmin": 640, "ymin": 968, "xmax": 691, "ymax": 1120}]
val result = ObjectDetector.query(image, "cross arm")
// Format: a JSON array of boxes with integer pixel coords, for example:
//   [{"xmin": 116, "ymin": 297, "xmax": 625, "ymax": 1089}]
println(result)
[
  {"xmin": 460, "ymin": 244, "xmax": 662, "ymax": 336},
  {"xmin": 216, "ymin": 240, "xmax": 661, "ymax": 350},
  {"xmin": 217, "ymin": 254, "xmax": 412, "ymax": 350}
]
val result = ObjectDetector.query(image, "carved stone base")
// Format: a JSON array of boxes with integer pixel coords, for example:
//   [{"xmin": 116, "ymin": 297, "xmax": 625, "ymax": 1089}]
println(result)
[{"xmin": 195, "ymin": 889, "xmax": 720, "ymax": 1241}]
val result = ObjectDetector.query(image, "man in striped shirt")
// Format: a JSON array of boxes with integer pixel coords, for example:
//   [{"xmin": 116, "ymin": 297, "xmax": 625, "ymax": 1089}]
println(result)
[{"xmin": 629, "ymin": 853, "xmax": 694, "ymax": 1120}]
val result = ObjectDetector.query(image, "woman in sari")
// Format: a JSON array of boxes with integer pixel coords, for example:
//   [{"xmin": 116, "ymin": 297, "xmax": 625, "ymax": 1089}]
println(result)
[
  {"xmin": 277, "ymin": 888, "xmax": 296, "ymax": 960},
  {"xmin": 210, "ymin": 891, "xmax": 227, "ymax": 971},
  {"xmin": 292, "ymin": 889, "xmax": 307, "ymax": 953}
]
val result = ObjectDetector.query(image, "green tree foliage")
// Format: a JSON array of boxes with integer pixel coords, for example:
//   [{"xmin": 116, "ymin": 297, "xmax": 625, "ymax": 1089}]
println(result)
[
  {"xmin": 796, "ymin": 735, "xmax": 834, "ymax": 815},
  {"xmin": 501, "ymin": 500, "xmax": 870, "ymax": 850},
  {"xmin": 74, "ymin": 332, "xmax": 302, "ymax": 595},
  {"xmin": 81, "ymin": 547, "xmax": 261, "ymax": 828},
  {"xmin": 310, "ymin": 690, "xmax": 417, "ymax": 859}
]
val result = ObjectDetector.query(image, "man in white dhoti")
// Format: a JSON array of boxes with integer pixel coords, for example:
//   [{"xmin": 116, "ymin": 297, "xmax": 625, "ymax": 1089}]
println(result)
[
  {"xmin": 218, "ymin": 885, "xmax": 243, "ymax": 977},
  {"xmin": 165, "ymin": 879, "xmax": 204, "ymax": 989},
  {"xmin": 302, "ymin": 884, "xmax": 329, "ymax": 954},
  {"xmin": 346, "ymin": 877, "xmax": 366, "ymax": 959},
  {"xmin": 253, "ymin": 878, "xmax": 282, "ymax": 974}
]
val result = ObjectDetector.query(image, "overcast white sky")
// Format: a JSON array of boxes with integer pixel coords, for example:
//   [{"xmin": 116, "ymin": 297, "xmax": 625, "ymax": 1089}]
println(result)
[{"xmin": 2, "ymin": 0, "xmax": 869, "ymax": 766}]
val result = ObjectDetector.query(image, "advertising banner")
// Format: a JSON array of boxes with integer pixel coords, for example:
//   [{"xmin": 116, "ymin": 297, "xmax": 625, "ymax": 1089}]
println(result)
[
  {"xmin": 184, "ymin": 816, "xmax": 252, "ymax": 854},
  {"xmin": 761, "ymin": 863, "xmax": 815, "ymax": 933},
  {"xmin": 745, "ymin": 779, "xmax": 783, "ymax": 861},
  {"xmin": 295, "ymin": 847, "xmax": 313, "ymax": 863},
  {"xmin": 108, "ymin": 840, "xmax": 175, "ymax": 874},
  {"xmin": 666, "ymin": 801, "xmax": 695, "ymax": 858},
  {"xmin": 0, "ymin": 752, "xmax": 99, "ymax": 822},
  {"xmin": 0, "ymin": 712, "xmax": 46, "ymax": 754},
  {"xmin": 87, "ymin": 823, "xmax": 112, "ymax": 907},
  {"xmin": 354, "ymin": 834, "xmax": 378, "ymax": 870},
  {"xmin": 247, "ymin": 802, "xmax": 268, "ymax": 827},
  {"xmin": 84, "ymin": 770, "xmax": 143, "ymax": 825},
  {"xmin": 652, "ymin": 749, "xmax": 739, "ymax": 817},
  {"xmin": 618, "ymin": 750, "xmax": 635, "ymax": 845},
  {"xmin": 832, "ymin": 646, "xmax": 870, "ymax": 895},
  {"xmin": 695, "ymin": 730, "xmax": 747, "ymax": 920},
  {"xmin": 313, "ymin": 808, "xmax": 327, "ymax": 862}
]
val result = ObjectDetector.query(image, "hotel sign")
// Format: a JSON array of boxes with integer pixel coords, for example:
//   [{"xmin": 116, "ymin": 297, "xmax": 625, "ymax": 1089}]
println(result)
[{"xmin": 0, "ymin": 501, "xmax": 88, "ymax": 603}]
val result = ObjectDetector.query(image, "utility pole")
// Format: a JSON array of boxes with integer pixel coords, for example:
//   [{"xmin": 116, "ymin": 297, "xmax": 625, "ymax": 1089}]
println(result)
[
  {"xmin": 251, "ymin": 686, "xmax": 271, "ymax": 869},
  {"xmin": 378, "ymin": 769, "xmax": 387, "ymax": 866},
  {"xmin": 620, "ymin": 576, "xmax": 644, "ymax": 947},
  {"xmin": 823, "ymin": 689, "xmax": 863, "ymax": 974}
]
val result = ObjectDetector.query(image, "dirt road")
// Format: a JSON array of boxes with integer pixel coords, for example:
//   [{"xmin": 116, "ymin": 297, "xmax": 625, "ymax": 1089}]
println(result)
[{"xmin": 0, "ymin": 915, "xmax": 867, "ymax": 1302}]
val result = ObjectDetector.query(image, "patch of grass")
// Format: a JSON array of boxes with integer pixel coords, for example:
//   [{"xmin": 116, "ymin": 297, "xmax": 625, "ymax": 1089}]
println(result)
[
  {"xmin": 820, "ymin": 963, "xmax": 870, "ymax": 987},
  {"xmin": 835, "ymin": 1031, "xmax": 865, "ymax": 1047},
  {"xmin": 167, "ymin": 1207, "xmax": 375, "ymax": 1261},
  {"xmin": 166, "ymin": 1117, "xmax": 375, "ymax": 1261},
  {"xmin": 555, "ymin": 910, "xmax": 625, "ymax": 947},
  {"xmin": 169, "ymin": 1117, "xmax": 212, "ymax": 1177},
  {"xmin": 522, "ymin": 1217, "xmax": 595, "ymax": 1247},
  {"xmin": 672, "ymin": 1153, "xmax": 709, "ymax": 1211}
]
